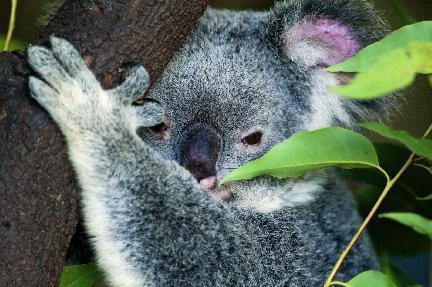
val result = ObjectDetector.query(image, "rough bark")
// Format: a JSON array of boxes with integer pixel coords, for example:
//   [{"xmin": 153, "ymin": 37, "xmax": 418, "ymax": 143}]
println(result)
[{"xmin": 0, "ymin": 1, "xmax": 209, "ymax": 286}]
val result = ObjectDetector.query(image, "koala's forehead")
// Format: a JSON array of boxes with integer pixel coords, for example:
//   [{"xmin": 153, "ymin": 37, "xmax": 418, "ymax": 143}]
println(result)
[{"xmin": 147, "ymin": 8, "xmax": 311, "ymax": 129}]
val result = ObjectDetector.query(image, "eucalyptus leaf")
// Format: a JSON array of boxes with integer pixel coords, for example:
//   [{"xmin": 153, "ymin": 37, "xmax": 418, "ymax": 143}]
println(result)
[
  {"xmin": 220, "ymin": 127, "xmax": 380, "ymax": 184},
  {"xmin": 330, "ymin": 48, "xmax": 416, "ymax": 99},
  {"xmin": 326, "ymin": 21, "xmax": 432, "ymax": 73},
  {"xmin": 379, "ymin": 212, "xmax": 432, "ymax": 238},
  {"xmin": 410, "ymin": 42, "xmax": 432, "ymax": 74},
  {"xmin": 59, "ymin": 264, "xmax": 102, "ymax": 287},
  {"xmin": 347, "ymin": 270, "xmax": 397, "ymax": 287},
  {"xmin": 360, "ymin": 122, "xmax": 432, "ymax": 160}
]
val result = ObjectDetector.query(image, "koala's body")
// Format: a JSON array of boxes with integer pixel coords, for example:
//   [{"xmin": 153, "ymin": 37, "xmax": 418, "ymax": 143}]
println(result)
[{"xmin": 28, "ymin": 1, "xmax": 391, "ymax": 286}]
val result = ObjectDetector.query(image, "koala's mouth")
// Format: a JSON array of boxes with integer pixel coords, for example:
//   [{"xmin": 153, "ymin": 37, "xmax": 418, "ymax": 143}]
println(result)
[
  {"xmin": 199, "ymin": 176, "xmax": 217, "ymax": 191},
  {"xmin": 199, "ymin": 176, "xmax": 233, "ymax": 200}
]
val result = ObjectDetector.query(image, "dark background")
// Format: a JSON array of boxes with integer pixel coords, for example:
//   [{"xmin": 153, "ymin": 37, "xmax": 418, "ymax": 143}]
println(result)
[{"xmin": 1, "ymin": 0, "xmax": 431, "ymax": 286}]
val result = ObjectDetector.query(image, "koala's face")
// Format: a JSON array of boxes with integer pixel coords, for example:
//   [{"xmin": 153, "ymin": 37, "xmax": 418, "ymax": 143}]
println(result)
[{"xmin": 139, "ymin": 7, "xmax": 385, "ymax": 195}]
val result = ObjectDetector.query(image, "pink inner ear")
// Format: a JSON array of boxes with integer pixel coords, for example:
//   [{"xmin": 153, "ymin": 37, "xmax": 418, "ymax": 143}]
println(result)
[{"xmin": 283, "ymin": 19, "xmax": 362, "ymax": 67}]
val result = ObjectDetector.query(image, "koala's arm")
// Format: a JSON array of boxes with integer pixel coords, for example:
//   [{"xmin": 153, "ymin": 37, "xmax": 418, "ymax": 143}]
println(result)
[{"xmin": 27, "ymin": 37, "xmax": 246, "ymax": 287}]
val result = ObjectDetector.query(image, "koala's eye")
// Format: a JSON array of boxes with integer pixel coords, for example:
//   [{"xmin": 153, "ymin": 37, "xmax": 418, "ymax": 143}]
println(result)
[
  {"xmin": 241, "ymin": 131, "xmax": 263, "ymax": 146},
  {"xmin": 149, "ymin": 121, "xmax": 170, "ymax": 140}
]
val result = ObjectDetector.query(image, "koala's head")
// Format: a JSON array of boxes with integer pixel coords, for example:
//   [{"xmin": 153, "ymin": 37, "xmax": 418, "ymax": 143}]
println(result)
[{"xmin": 139, "ymin": 0, "xmax": 390, "ymax": 202}]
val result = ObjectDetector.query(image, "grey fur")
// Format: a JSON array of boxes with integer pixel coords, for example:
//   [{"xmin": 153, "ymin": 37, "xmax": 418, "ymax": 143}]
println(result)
[{"xmin": 27, "ymin": 1, "xmax": 392, "ymax": 286}]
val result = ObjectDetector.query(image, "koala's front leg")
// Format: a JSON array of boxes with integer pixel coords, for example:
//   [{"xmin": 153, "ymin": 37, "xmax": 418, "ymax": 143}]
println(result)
[{"xmin": 28, "ymin": 38, "xmax": 248, "ymax": 287}]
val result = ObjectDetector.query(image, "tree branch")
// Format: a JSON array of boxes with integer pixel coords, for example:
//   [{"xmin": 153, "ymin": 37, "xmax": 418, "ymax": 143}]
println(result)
[{"xmin": 0, "ymin": 0, "xmax": 209, "ymax": 286}]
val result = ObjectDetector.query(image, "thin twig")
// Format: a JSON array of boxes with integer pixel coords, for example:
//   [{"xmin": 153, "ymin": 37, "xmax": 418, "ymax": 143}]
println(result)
[{"xmin": 4, "ymin": 0, "xmax": 18, "ymax": 51}]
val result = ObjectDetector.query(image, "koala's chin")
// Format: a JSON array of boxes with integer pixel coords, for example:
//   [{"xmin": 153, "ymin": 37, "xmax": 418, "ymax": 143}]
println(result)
[{"xmin": 214, "ymin": 171, "xmax": 330, "ymax": 213}]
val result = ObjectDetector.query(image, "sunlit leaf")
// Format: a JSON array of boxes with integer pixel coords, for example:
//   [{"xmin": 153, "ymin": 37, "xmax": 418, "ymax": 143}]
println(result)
[
  {"xmin": 326, "ymin": 21, "xmax": 432, "ymax": 73},
  {"xmin": 347, "ymin": 270, "xmax": 397, "ymax": 287},
  {"xmin": 360, "ymin": 122, "xmax": 432, "ymax": 160},
  {"xmin": 59, "ymin": 264, "xmax": 102, "ymax": 287},
  {"xmin": 330, "ymin": 43, "xmax": 432, "ymax": 99},
  {"xmin": 330, "ymin": 48, "xmax": 416, "ymax": 99},
  {"xmin": 379, "ymin": 212, "xmax": 432, "ymax": 238},
  {"xmin": 220, "ymin": 127, "xmax": 380, "ymax": 184},
  {"xmin": 409, "ymin": 42, "xmax": 432, "ymax": 74}
]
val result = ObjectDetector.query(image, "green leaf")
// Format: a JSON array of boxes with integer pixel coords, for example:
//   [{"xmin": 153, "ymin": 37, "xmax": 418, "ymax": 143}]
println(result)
[
  {"xmin": 347, "ymin": 270, "xmax": 397, "ymax": 287},
  {"xmin": 329, "ymin": 42, "xmax": 432, "ymax": 99},
  {"xmin": 330, "ymin": 48, "xmax": 417, "ymax": 99},
  {"xmin": 220, "ymin": 127, "xmax": 380, "ymax": 184},
  {"xmin": 360, "ymin": 122, "xmax": 432, "ymax": 160},
  {"xmin": 379, "ymin": 212, "xmax": 432, "ymax": 238},
  {"xmin": 409, "ymin": 42, "xmax": 432, "ymax": 74},
  {"xmin": 59, "ymin": 264, "xmax": 102, "ymax": 287},
  {"xmin": 326, "ymin": 21, "xmax": 432, "ymax": 73}
]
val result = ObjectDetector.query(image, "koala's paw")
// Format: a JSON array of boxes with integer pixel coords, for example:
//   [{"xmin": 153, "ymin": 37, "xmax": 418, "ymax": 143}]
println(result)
[{"xmin": 28, "ymin": 36, "xmax": 160, "ymax": 136}]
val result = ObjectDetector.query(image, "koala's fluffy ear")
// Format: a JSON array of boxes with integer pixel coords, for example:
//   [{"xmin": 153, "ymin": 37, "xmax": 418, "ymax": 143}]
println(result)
[{"xmin": 268, "ymin": 0, "xmax": 388, "ymax": 68}]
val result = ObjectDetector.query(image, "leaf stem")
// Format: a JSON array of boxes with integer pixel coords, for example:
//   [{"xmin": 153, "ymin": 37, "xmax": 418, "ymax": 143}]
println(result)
[
  {"xmin": 4, "ymin": 0, "xmax": 18, "ymax": 51},
  {"xmin": 323, "ymin": 122, "xmax": 432, "ymax": 287},
  {"xmin": 414, "ymin": 156, "xmax": 426, "ymax": 162},
  {"xmin": 424, "ymin": 123, "xmax": 432, "ymax": 140}
]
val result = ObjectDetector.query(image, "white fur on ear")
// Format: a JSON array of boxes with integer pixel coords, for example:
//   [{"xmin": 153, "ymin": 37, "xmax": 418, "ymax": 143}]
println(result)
[{"xmin": 282, "ymin": 19, "xmax": 361, "ymax": 68}]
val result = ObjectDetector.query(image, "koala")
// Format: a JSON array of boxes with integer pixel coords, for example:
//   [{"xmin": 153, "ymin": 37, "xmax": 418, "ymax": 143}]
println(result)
[{"xmin": 28, "ymin": 0, "xmax": 391, "ymax": 286}]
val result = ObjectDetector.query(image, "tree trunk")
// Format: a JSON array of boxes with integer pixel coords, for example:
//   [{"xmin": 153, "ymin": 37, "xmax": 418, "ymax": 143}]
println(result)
[{"xmin": 0, "ymin": 1, "xmax": 209, "ymax": 286}]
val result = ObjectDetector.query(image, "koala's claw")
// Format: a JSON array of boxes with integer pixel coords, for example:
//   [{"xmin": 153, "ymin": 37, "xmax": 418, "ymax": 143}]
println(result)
[
  {"xmin": 49, "ymin": 36, "xmax": 94, "ymax": 80},
  {"xmin": 27, "ymin": 45, "xmax": 73, "ymax": 92},
  {"xmin": 28, "ymin": 36, "xmax": 100, "ymax": 96},
  {"xmin": 28, "ymin": 76, "xmax": 58, "ymax": 105}
]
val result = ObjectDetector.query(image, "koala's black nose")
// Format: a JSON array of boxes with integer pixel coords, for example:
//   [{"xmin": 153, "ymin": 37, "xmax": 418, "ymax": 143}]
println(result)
[{"xmin": 180, "ymin": 124, "xmax": 221, "ymax": 181}]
